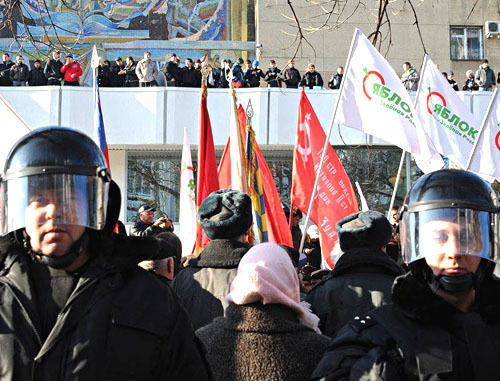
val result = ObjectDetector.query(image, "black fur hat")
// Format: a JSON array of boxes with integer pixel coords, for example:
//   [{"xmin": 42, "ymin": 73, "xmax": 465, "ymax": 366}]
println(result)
[
  {"xmin": 337, "ymin": 211, "xmax": 393, "ymax": 252},
  {"xmin": 199, "ymin": 189, "xmax": 253, "ymax": 240}
]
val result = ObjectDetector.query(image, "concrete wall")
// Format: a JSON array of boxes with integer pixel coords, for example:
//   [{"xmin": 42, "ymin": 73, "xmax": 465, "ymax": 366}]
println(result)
[{"xmin": 256, "ymin": 0, "xmax": 500, "ymax": 83}]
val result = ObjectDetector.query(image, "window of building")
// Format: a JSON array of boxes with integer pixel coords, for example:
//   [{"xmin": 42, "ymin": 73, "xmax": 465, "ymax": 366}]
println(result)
[{"xmin": 450, "ymin": 26, "xmax": 483, "ymax": 61}]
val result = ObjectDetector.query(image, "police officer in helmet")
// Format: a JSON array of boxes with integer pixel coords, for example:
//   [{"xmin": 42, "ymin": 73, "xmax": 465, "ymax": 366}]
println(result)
[
  {"xmin": 312, "ymin": 169, "xmax": 500, "ymax": 380},
  {"xmin": 0, "ymin": 127, "xmax": 211, "ymax": 380}
]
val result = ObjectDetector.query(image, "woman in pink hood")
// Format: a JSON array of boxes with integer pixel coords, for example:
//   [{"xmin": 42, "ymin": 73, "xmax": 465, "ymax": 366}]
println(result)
[{"xmin": 196, "ymin": 243, "xmax": 331, "ymax": 381}]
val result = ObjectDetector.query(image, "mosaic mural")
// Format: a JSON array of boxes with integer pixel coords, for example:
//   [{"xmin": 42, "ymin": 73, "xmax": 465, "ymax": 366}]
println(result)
[{"xmin": 0, "ymin": 0, "xmax": 255, "ymax": 83}]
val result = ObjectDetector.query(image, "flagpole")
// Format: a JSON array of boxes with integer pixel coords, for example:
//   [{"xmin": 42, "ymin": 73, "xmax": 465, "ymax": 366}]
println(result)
[
  {"xmin": 297, "ymin": 29, "xmax": 360, "ymax": 253},
  {"xmin": 386, "ymin": 54, "xmax": 429, "ymax": 218},
  {"xmin": 465, "ymin": 88, "xmax": 498, "ymax": 170}
]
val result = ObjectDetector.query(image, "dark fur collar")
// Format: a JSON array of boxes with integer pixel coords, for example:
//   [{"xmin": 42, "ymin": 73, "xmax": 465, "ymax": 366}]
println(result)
[
  {"xmin": 392, "ymin": 272, "xmax": 500, "ymax": 325},
  {"xmin": 191, "ymin": 239, "xmax": 251, "ymax": 268},
  {"xmin": 328, "ymin": 248, "xmax": 404, "ymax": 279},
  {"xmin": 222, "ymin": 302, "xmax": 310, "ymax": 333}
]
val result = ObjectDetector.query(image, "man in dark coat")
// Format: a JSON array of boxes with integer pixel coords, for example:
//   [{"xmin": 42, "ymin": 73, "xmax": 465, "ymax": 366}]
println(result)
[
  {"xmin": 328, "ymin": 66, "xmax": 343, "ymax": 89},
  {"xmin": 264, "ymin": 60, "xmax": 281, "ymax": 87},
  {"xmin": 129, "ymin": 204, "xmax": 174, "ymax": 237},
  {"xmin": 180, "ymin": 58, "xmax": 200, "ymax": 87},
  {"xmin": 0, "ymin": 52, "xmax": 14, "ymax": 86},
  {"xmin": 121, "ymin": 56, "xmax": 139, "ymax": 87},
  {"xmin": 28, "ymin": 60, "xmax": 48, "ymax": 86},
  {"xmin": 244, "ymin": 60, "xmax": 264, "ymax": 87},
  {"xmin": 9, "ymin": 54, "xmax": 29, "ymax": 86},
  {"xmin": 0, "ymin": 127, "xmax": 211, "ymax": 381},
  {"xmin": 312, "ymin": 169, "xmax": 500, "ymax": 380},
  {"xmin": 282, "ymin": 59, "xmax": 301, "ymax": 88},
  {"xmin": 306, "ymin": 210, "xmax": 404, "ymax": 338},
  {"xmin": 109, "ymin": 57, "xmax": 125, "ymax": 87},
  {"xmin": 300, "ymin": 63, "xmax": 323, "ymax": 89},
  {"xmin": 43, "ymin": 50, "xmax": 63, "ymax": 86},
  {"xmin": 171, "ymin": 189, "xmax": 253, "ymax": 330}
]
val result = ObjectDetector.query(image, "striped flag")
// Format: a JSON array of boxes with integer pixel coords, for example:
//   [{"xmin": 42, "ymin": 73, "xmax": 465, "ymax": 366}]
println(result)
[
  {"xmin": 92, "ymin": 46, "xmax": 110, "ymax": 169},
  {"xmin": 246, "ymin": 123, "xmax": 268, "ymax": 243},
  {"xmin": 179, "ymin": 128, "xmax": 197, "ymax": 256}
]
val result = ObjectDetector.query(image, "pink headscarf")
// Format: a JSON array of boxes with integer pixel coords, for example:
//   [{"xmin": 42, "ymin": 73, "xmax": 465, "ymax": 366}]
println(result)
[{"xmin": 227, "ymin": 243, "xmax": 321, "ymax": 333}]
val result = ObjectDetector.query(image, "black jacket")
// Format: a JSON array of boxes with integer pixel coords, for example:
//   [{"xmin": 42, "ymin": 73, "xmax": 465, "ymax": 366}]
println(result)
[
  {"xmin": 9, "ymin": 63, "xmax": 29, "ymax": 82},
  {"xmin": 0, "ymin": 234, "xmax": 211, "ymax": 381},
  {"xmin": 0, "ymin": 61, "xmax": 14, "ymax": 86},
  {"xmin": 282, "ymin": 67, "xmax": 301, "ymax": 88},
  {"xmin": 244, "ymin": 67, "xmax": 264, "ymax": 87},
  {"xmin": 264, "ymin": 67, "xmax": 281, "ymax": 87},
  {"xmin": 124, "ymin": 63, "xmax": 139, "ymax": 85},
  {"xmin": 109, "ymin": 64, "xmax": 125, "ymax": 87},
  {"xmin": 312, "ymin": 271, "xmax": 500, "ymax": 380},
  {"xmin": 197, "ymin": 302, "xmax": 331, "ymax": 381},
  {"xmin": 129, "ymin": 220, "xmax": 172, "ymax": 237},
  {"xmin": 28, "ymin": 67, "xmax": 48, "ymax": 86},
  {"xmin": 165, "ymin": 61, "xmax": 180, "ymax": 84},
  {"xmin": 171, "ymin": 239, "xmax": 251, "ymax": 330},
  {"xmin": 43, "ymin": 59, "xmax": 63, "ymax": 80},
  {"xmin": 97, "ymin": 65, "xmax": 110, "ymax": 87},
  {"xmin": 180, "ymin": 66, "xmax": 200, "ymax": 87},
  {"xmin": 306, "ymin": 248, "xmax": 404, "ymax": 338},
  {"xmin": 300, "ymin": 71, "xmax": 323, "ymax": 89},
  {"xmin": 328, "ymin": 73, "xmax": 343, "ymax": 89}
]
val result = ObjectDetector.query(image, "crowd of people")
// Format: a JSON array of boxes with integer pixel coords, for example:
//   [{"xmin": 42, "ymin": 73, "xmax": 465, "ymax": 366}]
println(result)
[
  {"xmin": 1, "ymin": 126, "xmax": 499, "ymax": 380},
  {"xmin": 2, "ymin": 50, "xmax": 500, "ymax": 93}
]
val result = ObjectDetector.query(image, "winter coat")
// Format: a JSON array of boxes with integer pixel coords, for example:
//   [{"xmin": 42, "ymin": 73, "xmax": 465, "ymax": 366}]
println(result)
[
  {"xmin": 164, "ymin": 61, "xmax": 181, "ymax": 84},
  {"xmin": 244, "ymin": 67, "xmax": 264, "ymax": 87},
  {"xmin": 281, "ymin": 67, "xmax": 301, "ymax": 88},
  {"xmin": 291, "ymin": 225, "xmax": 302, "ymax": 251},
  {"xmin": 306, "ymin": 248, "xmax": 404, "ymax": 338},
  {"xmin": 28, "ymin": 67, "xmax": 48, "ymax": 86},
  {"xmin": 264, "ymin": 67, "xmax": 281, "ymax": 87},
  {"xmin": 0, "ymin": 61, "xmax": 14, "ymax": 86},
  {"xmin": 60, "ymin": 61, "xmax": 82, "ymax": 83},
  {"xmin": 124, "ymin": 63, "xmax": 139, "ymax": 85},
  {"xmin": 0, "ymin": 234, "xmax": 211, "ymax": 381},
  {"xmin": 197, "ymin": 302, "xmax": 331, "ymax": 381},
  {"xmin": 401, "ymin": 67, "xmax": 419, "ymax": 91},
  {"xmin": 171, "ymin": 239, "xmax": 251, "ymax": 330},
  {"xmin": 312, "ymin": 271, "xmax": 500, "ymax": 380},
  {"xmin": 43, "ymin": 59, "xmax": 63, "ymax": 81},
  {"xmin": 475, "ymin": 67, "xmax": 496, "ymax": 89},
  {"xmin": 135, "ymin": 58, "xmax": 158, "ymax": 83},
  {"xmin": 300, "ymin": 71, "xmax": 324, "ymax": 89},
  {"xmin": 129, "ymin": 220, "xmax": 172, "ymax": 237},
  {"xmin": 304, "ymin": 240, "xmax": 322, "ymax": 269},
  {"xmin": 328, "ymin": 73, "xmax": 343, "ymax": 89},
  {"xmin": 108, "ymin": 64, "xmax": 124, "ymax": 87},
  {"xmin": 97, "ymin": 65, "xmax": 110, "ymax": 87},
  {"xmin": 9, "ymin": 63, "xmax": 29, "ymax": 82},
  {"xmin": 180, "ymin": 66, "xmax": 200, "ymax": 87},
  {"xmin": 463, "ymin": 78, "xmax": 478, "ymax": 91}
]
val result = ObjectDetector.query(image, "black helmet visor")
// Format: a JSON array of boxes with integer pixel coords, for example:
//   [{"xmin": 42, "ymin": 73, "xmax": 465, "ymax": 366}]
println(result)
[{"xmin": 1, "ymin": 173, "xmax": 109, "ymax": 235}]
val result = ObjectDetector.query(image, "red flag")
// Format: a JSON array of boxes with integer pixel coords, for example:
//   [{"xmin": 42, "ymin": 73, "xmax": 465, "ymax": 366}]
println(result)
[
  {"xmin": 291, "ymin": 88, "xmax": 358, "ymax": 268},
  {"xmin": 238, "ymin": 105, "xmax": 293, "ymax": 246},
  {"xmin": 196, "ymin": 86, "xmax": 220, "ymax": 252}
]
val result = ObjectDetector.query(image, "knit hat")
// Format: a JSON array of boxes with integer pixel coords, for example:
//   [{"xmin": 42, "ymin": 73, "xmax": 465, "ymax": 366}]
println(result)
[
  {"xmin": 199, "ymin": 189, "xmax": 253, "ymax": 240},
  {"xmin": 336, "ymin": 210, "xmax": 393, "ymax": 252},
  {"xmin": 253, "ymin": 60, "xmax": 259, "ymax": 67},
  {"xmin": 227, "ymin": 243, "xmax": 321, "ymax": 333}
]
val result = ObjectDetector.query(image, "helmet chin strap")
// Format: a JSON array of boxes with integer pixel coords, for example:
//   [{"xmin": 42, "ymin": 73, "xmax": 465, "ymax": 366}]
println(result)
[
  {"xmin": 432, "ymin": 272, "xmax": 475, "ymax": 293},
  {"xmin": 29, "ymin": 231, "xmax": 89, "ymax": 270}
]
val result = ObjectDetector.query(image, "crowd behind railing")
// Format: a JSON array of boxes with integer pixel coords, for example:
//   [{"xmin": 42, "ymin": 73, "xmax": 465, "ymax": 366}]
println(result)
[{"xmin": 3, "ymin": 49, "xmax": 499, "ymax": 92}]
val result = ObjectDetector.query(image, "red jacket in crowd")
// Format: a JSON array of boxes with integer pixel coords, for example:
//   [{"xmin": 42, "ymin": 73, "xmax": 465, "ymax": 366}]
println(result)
[{"xmin": 61, "ymin": 61, "xmax": 82, "ymax": 83}]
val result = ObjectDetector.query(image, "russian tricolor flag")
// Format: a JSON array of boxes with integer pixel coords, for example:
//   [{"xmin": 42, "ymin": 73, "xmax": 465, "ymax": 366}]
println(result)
[{"xmin": 92, "ymin": 46, "xmax": 110, "ymax": 170}]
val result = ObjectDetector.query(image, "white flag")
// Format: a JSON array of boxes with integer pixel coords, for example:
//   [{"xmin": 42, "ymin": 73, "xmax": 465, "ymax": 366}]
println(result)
[
  {"xmin": 91, "ymin": 45, "xmax": 100, "ymax": 70},
  {"xmin": 336, "ymin": 29, "xmax": 443, "ymax": 173},
  {"xmin": 414, "ymin": 54, "xmax": 480, "ymax": 169},
  {"xmin": 0, "ymin": 95, "xmax": 31, "ymax": 166},
  {"xmin": 229, "ymin": 88, "xmax": 248, "ymax": 192},
  {"xmin": 179, "ymin": 128, "xmax": 196, "ymax": 257},
  {"xmin": 466, "ymin": 89, "xmax": 500, "ymax": 182}
]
